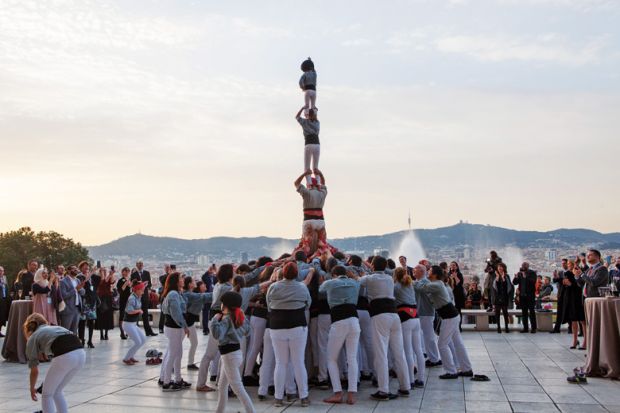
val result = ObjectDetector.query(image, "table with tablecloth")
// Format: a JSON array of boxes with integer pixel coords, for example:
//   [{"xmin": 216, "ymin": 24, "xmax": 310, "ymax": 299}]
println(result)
[
  {"xmin": 584, "ymin": 297, "xmax": 620, "ymax": 378},
  {"xmin": 1, "ymin": 300, "xmax": 33, "ymax": 363}
]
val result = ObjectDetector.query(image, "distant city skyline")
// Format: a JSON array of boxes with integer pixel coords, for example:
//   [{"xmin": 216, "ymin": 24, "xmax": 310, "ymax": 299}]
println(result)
[{"xmin": 1, "ymin": 0, "xmax": 618, "ymax": 245}]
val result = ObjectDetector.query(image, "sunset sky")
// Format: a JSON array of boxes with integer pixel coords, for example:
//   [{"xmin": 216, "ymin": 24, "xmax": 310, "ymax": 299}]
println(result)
[{"xmin": 1, "ymin": 0, "xmax": 618, "ymax": 245}]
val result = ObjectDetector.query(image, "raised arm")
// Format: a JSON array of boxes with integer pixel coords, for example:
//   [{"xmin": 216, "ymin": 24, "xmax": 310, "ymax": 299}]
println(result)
[
  {"xmin": 295, "ymin": 106, "xmax": 304, "ymax": 119},
  {"xmin": 316, "ymin": 170, "xmax": 326, "ymax": 186},
  {"xmin": 294, "ymin": 172, "xmax": 308, "ymax": 188}
]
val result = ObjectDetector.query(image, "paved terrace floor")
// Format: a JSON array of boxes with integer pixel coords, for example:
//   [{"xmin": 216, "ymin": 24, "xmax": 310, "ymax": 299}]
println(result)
[{"xmin": 1, "ymin": 329, "xmax": 619, "ymax": 413}]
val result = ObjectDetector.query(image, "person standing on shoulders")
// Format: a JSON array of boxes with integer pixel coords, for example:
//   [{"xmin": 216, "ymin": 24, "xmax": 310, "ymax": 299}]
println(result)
[
  {"xmin": 512, "ymin": 262, "xmax": 537, "ymax": 333},
  {"xmin": 132, "ymin": 261, "xmax": 157, "ymax": 336}
]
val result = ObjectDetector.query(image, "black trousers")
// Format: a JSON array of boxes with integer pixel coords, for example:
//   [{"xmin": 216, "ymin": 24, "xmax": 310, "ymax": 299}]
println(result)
[
  {"xmin": 495, "ymin": 305, "xmax": 509, "ymax": 330},
  {"xmin": 520, "ymin": 298, "xmax": 537, "ymax": 331},
  {"xmin": 141, "ymin": 292, "xmax": 154, "ymax": 334}
]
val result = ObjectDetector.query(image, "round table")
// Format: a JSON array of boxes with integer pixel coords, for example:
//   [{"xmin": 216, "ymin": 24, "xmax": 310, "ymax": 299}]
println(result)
[
  {"xmin": 1, "ymin": 300, "xmax": 34, "ymax": 363},
  {"xmin": 584, "ymin": 297, "xmax": 620, "ymax": 378}
]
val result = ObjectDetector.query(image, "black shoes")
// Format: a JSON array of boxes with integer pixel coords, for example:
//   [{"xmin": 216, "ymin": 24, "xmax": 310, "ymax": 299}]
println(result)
[
  {"xmin": 520, "ymin": 329, "xmax": 529, "ymax": 333},
  {"xmin": 370, "ymin": 391, "xmax": 398, "ymax": 401},
  {"xmin": 187, "ymin": 364, "xmax": 199, "ymax": 371},
  {"xmin": 439, "ymin": 373, "xmax": 459, "ymax": 379},
  {"xmin": 531, "ymin": 329, "xmax": 537, "ymax": 334},
  {"xmin": 360, "ymin": 373, "xmax": 373, "ymax": 381},
  {"xmin": 147, "ymin": 332, "xmax": 158, "ymax": 337},
  {"xmin": 317, "ymin": 380, "xmax": 330, "ymax": 390},
  {"xmin": 177, "ymin": 380, "xmax": 191, "ymax": 389},
  {"xmin": 425, "ymin": 360, "xmax": 442, "ymax": 367},
  {"xmin": 162, "ymin": 382, "xmax": 182, "ymax": 392},
  {"xmin": 413, "ymin": 380, "xmax": 425, "ymax": 388},
  {"xmin": 398, "ymin": 389, "xmax": 410, "ymax": 397},
  {"xmin": 87, "ymin": 341, "xmax": 95, "ymax": 349},
  {"xmin": 243, "ymin": 375, "xmax": 259, "ymax": 386},
  {"xmin": 458, "ymin": 370, "xmax": 474, "ymax": 377},
  {"xmin": 120, "ymin": 334, "xmax": 128, "ymax": 340}
]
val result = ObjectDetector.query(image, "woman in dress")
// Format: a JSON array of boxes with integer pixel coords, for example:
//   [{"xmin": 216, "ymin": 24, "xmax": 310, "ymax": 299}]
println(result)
[
  {"xmin": 561, "ymin": 261, "xmax": 587, "ymax": 350},
  {"xmin": 95, "ymin": 267, "xmax": 115, "ymax": 340},
  {"xmin": 78, "ymin": 272, "xmax": 99, "ymax": 348},
  {"xmin": 448, "ymin": 262, "xmax": 466, "ymax": 331},
  {"xmin": 117, "ymin": 267, "xmax": 132, "ymax": 340},
  {"xmin": 32, "ymin": 268, "xmax": 58, "ymax": 325}
]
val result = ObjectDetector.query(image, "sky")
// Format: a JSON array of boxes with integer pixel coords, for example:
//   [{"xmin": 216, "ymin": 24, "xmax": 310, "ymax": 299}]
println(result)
[{"xmin": 1, "ymin": 0, "xmax": 619, "ymax": 246}]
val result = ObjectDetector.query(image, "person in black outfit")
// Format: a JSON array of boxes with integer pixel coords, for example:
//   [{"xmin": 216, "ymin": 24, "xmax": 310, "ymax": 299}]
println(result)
[
  {"xmin": 20, "ymin": 259, "xmax": 38, "ymax": 299},
  {"xmin": 513, "ymin": 262, "xmax": 537, "ymax": 333},
  {"xmin": 158, "ymin": 264, "xmax": 172, "ymax": 334},
  {"xmin": 0, "ymin": 266, "xmax": 11, "ymax": 337},
  {"xmin": 448, "ymin": 261, "xmax": 466, "ymax": 331},
  {"xmin": 562, "ymin": 262, "xmax": 587, "ymax": 349},
  {"xmin": 131, "ymin": 261, "xmax": 157, "ymax": 336},
  {"xmin": 78, "ymin": 274, "xmax": 99, "ymax": 348},
  {"xmin": 201, "ymin": 265, "xmax": 216, "ymax": 335},
  {"xmin": 117, "ymin": 267, "xmax": 132, "ymax": 339},
  {"xmin": 550, "ymin": 259, "xmax": 569, "ymax": 334},
  {"xmin": 492, "ymin": 263, "xmax": 514, "ymax": 333}
]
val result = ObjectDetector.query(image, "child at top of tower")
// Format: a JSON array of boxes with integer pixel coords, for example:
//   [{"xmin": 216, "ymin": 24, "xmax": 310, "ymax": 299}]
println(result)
[{"xmin": 299, "ymin": 57, "xmax": 317, "ymax": 114}]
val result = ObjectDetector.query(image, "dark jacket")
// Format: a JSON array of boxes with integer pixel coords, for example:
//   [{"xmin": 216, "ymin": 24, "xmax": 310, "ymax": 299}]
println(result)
[
  {"xmin": 513, "ymin": 270, "xmax": 537, "ymax": 299},
  {"xmin": 576, "ymin": 264, "xmax": 609, "ymax": 298}
]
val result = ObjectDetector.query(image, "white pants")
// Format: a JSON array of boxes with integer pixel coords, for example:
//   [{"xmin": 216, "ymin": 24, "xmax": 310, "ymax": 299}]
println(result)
[
  {"xmin": 303, "ymin": 89, "xmax": 316, "ymax": 111},
  {"xmin": 271, "ymin": 326, "xmax": 309, "ymax": 399},
  {"xmin": 316, "ymin": 314, "xmax": 330, "ymax": 381},
  {"xmin": 357, "ymin": 309, "xmax": 374, "ymax": 375},
  {"xmin": 437, "ymin": 316, "xmax": 472, "ymax": 375},
  {"xmin": 258, "ymin": 328, "xmax": 296, "ymax": 396},
  {"xmin": 42, "ymin": 348, "xmax": 85, "ymax": 413},
  {"xmin": 304, "ymin": 144, "xmax": 320, "ymax": 177},
  {"xmin": 216, "ymin": 350, "xmax": 256, "ymax": 413},
  {"xmin": 244, "ymin": 316, "xmax": 266, "ymax": 377},
  {"xmin": 187, "ymin": 324, "xmax": 198, "ymax": 365},
  {"xmin": 162, "ymin": 326, "xmax": 184, "ymax": 384},
  {"xmin": 197, "ymin": 333, "xmax": 220, "ymax": 386},
  {"xmin": 371, "ymin": 313, "xmax": 411, "ymax": 393},
  {"xmin": 122, "ymin": 321, "xmax": 146, "ymax": 361},
  {"xmin": 419, "ymin": 315, "xmax": 440, "ymax": 362},
  {"xmin": 401, "ymin": 318, "xmax": 425, "ymax": 383},
  {"xmin": 328, "ymin": 317, "xmax": 360, "ymax": 393}
]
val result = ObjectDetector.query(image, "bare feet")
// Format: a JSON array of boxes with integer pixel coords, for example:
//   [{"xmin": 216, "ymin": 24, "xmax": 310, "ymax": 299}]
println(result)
[
  {"xmin": 346, "ymin": 392, "xmax": 356, "ymax": 405},
  {"xmin": 323, "ymin": 392, "xmax": 344, "ymax": 404}
]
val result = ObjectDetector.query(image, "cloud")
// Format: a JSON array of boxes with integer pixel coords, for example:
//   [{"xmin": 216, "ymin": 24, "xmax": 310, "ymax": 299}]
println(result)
[
  {"xmin": 497, "ymin": 0, "xmax": 619, "ymax": 12},
  {"xmin": 435, "ymin": 34, "xmax": 608, "ymax": 65}
]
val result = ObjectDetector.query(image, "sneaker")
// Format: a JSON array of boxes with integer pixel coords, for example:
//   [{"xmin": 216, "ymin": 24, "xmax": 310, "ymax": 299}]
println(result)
[
  {"xmin": 458, "ymin": 370, "xmax": 474, "ymax": 377},
  {"xmin": 176, "ymin": 380, "xmax": 191, "ymax": 389},
  {"xmin": 413, "ymin": 380, "xmax": 425, "ymax": 388},
  {"xmin": 300, "ymin": 397, "xmax": 310, "ymax": 407},
  {"xmin": 567, "ymin": 375, "xmax": 587, "ymax": 384},
  {"xmin": 370, "ymin": 391, "xmax": 391, "ymax": 401},
  {"xmin": 162, "ymin": 382, "xmax": 183, "ymax": 392},
  {"xmin": 398, "ymin": 389, "xmax": 410, "ymax": 397},
  {"xmin": 317, "ymin": 380, "xmax": 330, "ymax": 390},
  {"xmin": 187, "ymin": 364, "xmax": 199, "ymax": 371},
  {"xmin": 274, "ymin": 399, "xmax": 284, "ymax": 407},
  {"xmin": 439, "ymin": 373, "xmax": 459, "ymax": 379}
]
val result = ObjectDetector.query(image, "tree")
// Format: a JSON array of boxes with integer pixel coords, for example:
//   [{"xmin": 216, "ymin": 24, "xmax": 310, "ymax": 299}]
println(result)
[{"xmin": 0, "ymin": 227, "xmax": 90, "ymax": 286}]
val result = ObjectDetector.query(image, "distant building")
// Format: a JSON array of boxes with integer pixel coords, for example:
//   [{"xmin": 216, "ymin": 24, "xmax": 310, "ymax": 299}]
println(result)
[
  {"xmin": 197, "ymin": 255, "xmax": 210, "ymax": 266},
  {"xmin": 373, "ymin": 248, "xmax": 389, "ymax": 258},
  {"xmin": 545, "ymin": 250, "xmax": 557, "ymax": 261},
  {"xmin": 240, "ymin": 251, "xmax": 248, "ymax": 263}
]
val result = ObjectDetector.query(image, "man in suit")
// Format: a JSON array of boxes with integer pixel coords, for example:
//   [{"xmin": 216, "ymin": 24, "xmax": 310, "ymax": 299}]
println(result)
[
  {"xmin": 20, "ymin": 259, "xmax": 38, "ymax": 299},
  {"xmin": 550, "ymin": 258, "xmax": 569, "ymax": 333},
  {"xmin": 398, "ymin": 256, "xmax": 413, "ymax": 276},
  {"xmin": 59, "ymin": 264, "xmax": 86, "ymax": 334},
  {"xmin": 577, "ymin": 249, "xmax": 609, "ymax": 298},
  {"xmin": 132, "ymin": 260, "xmax": 157, "ymax": 336},
  {"xmin": 513, "ymin": 262, "xmax": 538, "ymax": 333}
]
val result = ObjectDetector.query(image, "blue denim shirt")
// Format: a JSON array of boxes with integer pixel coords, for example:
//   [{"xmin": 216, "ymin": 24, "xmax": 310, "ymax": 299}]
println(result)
[
  {"xmin": 183, "ymin": 291, "xmax": 212, "ymax": 316},
  {"xmin": 209, "ymin": 315, "xmax": 250, "ymax": 347},
  {"xmin": 394, "ymin": 282, "xmax": 416, "ymax": 307},
  {"xmin": 162, "ymin": 290, "xmax": 187, "ymax": 328},
  {"xmin": 319, "ymin": 275, "xmax": 360, "ymax": 308}
]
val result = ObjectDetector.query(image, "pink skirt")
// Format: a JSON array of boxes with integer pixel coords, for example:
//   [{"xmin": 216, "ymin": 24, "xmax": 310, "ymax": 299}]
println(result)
[{"xmin": 32, "ymin": 294, "xmax": 58, "ymax": 325}]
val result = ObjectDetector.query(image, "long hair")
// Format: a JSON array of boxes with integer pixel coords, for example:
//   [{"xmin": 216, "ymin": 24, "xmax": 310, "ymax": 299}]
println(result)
[
  {"xmin": 23, "ymin": 312, "xmax": 48, "ymax": 337},
  {"xmin": 233, "ymin": 275, "xmax": 245, "ymax": 292},
  {"xmin": 394, "ymin": 267, "xmax": 412, "ymax": 286},
  {"xmin": 183, "ymin": 276, "xmax": 193, "ymax": 291},
  {"xmin": 229, "ymin": 306, "xmax": 245, "ymax": 328},
  {"xmin": 163, "ymin": 272, "xmax": 181, "ymax": 299}
]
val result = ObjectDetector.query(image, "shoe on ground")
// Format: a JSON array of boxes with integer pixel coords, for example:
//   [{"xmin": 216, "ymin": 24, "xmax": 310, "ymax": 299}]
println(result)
[
  {"xmin": 177, "ymin": 380, "xmax": 191, "ymax": 388},
  {"xmin": 162, "ymin": 382, "xmax": 183, "ymax": 392},
  {"xmin": 195, "ymin": 385, "xmax": 215, "ymax": 392},
  {"xmin": 268, "ymin": 385, "xmax": 275, "ymax": 396},
  {"xmin": 398, "ymin": 389, "xmax": 410, "ymax": 397},
  {"xmin": 158, "ymin": 379, "xmax": 163, "ymax": 387},
  {"xmin": 530, "ymin": 329, "xmax": 537, "ymax": 334},
  {"xmin": 301, "ymin": 397, "xmax": 310, "ymax": 407},
  {"xmin": 520, "ymin": 330, "xmax": 529, "ymax": 333},
  {"xmin": 287, "ymin": 393, "xmax": 298, "ymax": 402},
  {"xmin": 187, "ymin": 364, "xmax": 199, "ymax": 371},
  {"xmin": 360, "ymin": 373, "xmax": 373, "ymax": 381},
  {"xmin": 458, "ymin": 370, "xmax": 474, "ymax": 377},
  {"xmin": 317, "ymin": 380, "xmax": 330, "ymax": 390},
  {"xmin": 274, "ymin": 399, "xmax": 284, "ymax": 407},
  {"xmin": 258, "ymin": 394, "xmax": 268, "ymax": 401},
  {"xmin": 567, "ymin": 375, "xmax": 587, "ymax": 384},
  {"xmin": 439, "ymin": 373, "xmax": 459, "ymax": 379},
  {"xmin": 370, "ymin": 391, "xmax": 391, "ymax": 401},
  {"xmin": 242, "ymin": 375, "xmax": 259, "ymax": 386},
  {"xmin": 413, "ymin": 380, "xmax": 425, "ymax": 388}
]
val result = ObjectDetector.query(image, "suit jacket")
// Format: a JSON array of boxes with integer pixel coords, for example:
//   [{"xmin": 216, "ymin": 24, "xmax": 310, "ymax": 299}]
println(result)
[
  {"xmin": 59, "ymin": 276, "xmax": 85, "ymax": 315},
  {"xmin": 132, "ymin": 269, "xmax": 152, "ymax": 306},
  {"xmin": 513, "ymin": 270, "xmax": 537, "ymax": 299},
  {"xmin": 577, "ymin": 264, "xmax": 609, "ymax": 298}
]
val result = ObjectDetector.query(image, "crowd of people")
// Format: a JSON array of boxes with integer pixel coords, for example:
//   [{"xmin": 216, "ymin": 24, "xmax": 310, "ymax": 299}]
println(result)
[{"xmin": 2, "ymin": 247, "xmax": 618, "ymax": 413}]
